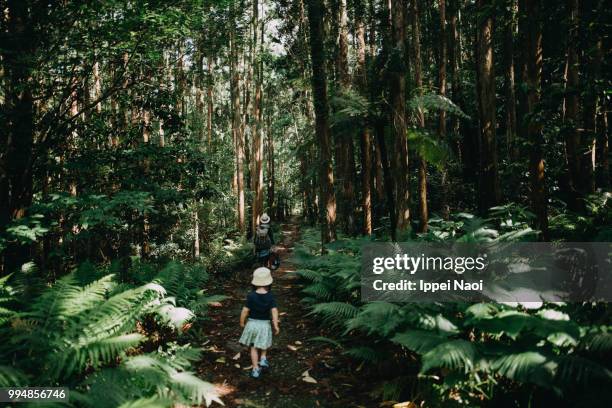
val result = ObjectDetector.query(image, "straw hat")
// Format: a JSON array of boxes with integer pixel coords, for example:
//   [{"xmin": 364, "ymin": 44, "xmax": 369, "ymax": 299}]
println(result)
[
  {"xmin": 251, "ymin": 267, "xmax": 273, "ymax": 286},
  {"xmin": 260, "ymin": 213, "xmax": 270, "ymax": 224}
]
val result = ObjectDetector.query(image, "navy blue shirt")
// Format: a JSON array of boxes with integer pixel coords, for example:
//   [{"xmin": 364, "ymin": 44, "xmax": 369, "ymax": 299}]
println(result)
[{"xmin": 246, "ymin": 290, "xmax": 277, "ymax": 320}]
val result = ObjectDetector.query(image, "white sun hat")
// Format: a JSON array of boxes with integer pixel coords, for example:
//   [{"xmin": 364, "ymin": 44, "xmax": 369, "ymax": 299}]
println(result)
[
  {"xmin": 251, "ymin": 267, "xmax": 273, "ymax": 286},
  {"xmin": 260, "ymin": 213, "xmax": 270, "ymax": 224}
]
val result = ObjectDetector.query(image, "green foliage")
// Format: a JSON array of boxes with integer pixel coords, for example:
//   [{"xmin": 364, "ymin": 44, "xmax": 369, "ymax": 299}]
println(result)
[
  {"xmin": 295, "ymin": 225, "xmax": 612, "ymax": 406},
  {"xmin": 407, "ymin": 93, "xmax": 470, "ymax": 120},
  {"xmin": 406, "ymin": 129, "xmax": 452, "ymax": 169},
  {"xmin": 0, "ymin": 263, "xmax": 221, "ymax": 407}
]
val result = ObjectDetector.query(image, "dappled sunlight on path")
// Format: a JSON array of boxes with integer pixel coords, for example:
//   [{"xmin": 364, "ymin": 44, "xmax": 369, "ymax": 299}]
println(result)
[{"xmin": 196, "ymin": 220, "xmax": 374, "ymax": 408}]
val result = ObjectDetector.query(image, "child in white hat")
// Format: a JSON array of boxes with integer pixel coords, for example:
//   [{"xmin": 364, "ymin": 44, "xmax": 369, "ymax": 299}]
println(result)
[{"xmin": 239, "ymin": 267, "xmax": 280, "ymax": 378}]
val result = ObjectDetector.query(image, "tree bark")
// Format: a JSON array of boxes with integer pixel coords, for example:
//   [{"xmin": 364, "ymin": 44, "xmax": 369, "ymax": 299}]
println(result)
[
  {"xmin": 230, "ymin": 5, "xmax": 246, "ymax": 233},
  {"xmin": 564, "ymin": 0, "xmax": 583, "ymax": 203},
  {"xmin": 524, "ymin": 0, "xmax": 548, "ymax": 238},
  {"xmin": 504, "ymin": 0, "xmax": 518, "ymax": 160},
  {"xmin": 411, "ymin": 0, "xmax": 428, "ymax": 232},
  {"xmin": 476, "ymin": 0, "xmax": 501, "ymax": 213},
  {"xmin": 306, "ymin": 0, "xmax": 337, "ymax": 244},
  {"xmin": 390, "ymin": 0, "xmax": 410, "ymax": 231},
  {"xmin": 251, "ymin": 0, "xmax": 264, "ymax": 234},
  {"xmin": 438, "ymin": 0, "xmax": 450, "ymax": 220},
  {"xmin": 356, "ymin": 0, "xmax": 372, "ymax": 235}
]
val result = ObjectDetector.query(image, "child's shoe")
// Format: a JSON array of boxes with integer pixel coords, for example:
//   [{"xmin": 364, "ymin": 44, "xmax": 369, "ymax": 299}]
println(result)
[
  {"xmin": 250, "ymin": 367, "xmax": 261, "ymax": 378},
  {"xmin": 259, "ymin": 358, "xmax": 270, "ymax": 368}
]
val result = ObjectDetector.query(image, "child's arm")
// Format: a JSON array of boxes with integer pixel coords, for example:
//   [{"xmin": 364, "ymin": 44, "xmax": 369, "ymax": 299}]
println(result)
[
  {"xmin": 271, "ymin": 307, "xmax": 280, "ymax": 335},
  {"xmin": 240, "ymin": 307, "xmax": 249, "ymax": 327}
]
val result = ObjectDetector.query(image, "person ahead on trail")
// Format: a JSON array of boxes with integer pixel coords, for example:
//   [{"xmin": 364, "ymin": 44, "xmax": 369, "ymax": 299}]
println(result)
[
  {"xmin": 253, "ymin": 213, "xmax": 274, "ymax": 265},
  {"xmin": 239, "ymin": 267, "xmax": 280, "ymax": 379}
]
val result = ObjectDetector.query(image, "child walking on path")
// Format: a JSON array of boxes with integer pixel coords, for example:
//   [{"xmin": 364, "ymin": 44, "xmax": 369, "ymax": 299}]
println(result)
[{"xmin": 239, "ymin": 267, "xmax": 280, "ymax": 378}]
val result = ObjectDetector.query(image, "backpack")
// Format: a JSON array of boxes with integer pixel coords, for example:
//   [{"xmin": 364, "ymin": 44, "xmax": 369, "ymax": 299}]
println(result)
[{"xmin": 254, "ymin": 225, "xmax": 272, "ymax": 250}]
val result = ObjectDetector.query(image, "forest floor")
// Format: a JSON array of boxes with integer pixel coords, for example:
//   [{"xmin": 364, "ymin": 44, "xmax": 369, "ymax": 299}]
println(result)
[{"xmin": 196, "ymin": 220, "xmax": 377, "ymax": 408}]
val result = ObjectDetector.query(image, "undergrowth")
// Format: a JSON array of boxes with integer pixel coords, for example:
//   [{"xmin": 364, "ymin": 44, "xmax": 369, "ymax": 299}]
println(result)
[{"xmin": 294, "ymin": 200, "xmax": 612, "ymax": 406}]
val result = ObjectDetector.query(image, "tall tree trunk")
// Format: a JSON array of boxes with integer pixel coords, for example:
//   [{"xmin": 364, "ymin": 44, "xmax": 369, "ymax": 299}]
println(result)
[
  {"xmin": 207, "ymin": 55, "xmax": 214, "ymax": 147},
  {"xmin": 411, "ymin": 0, "xmax": 428, "ymax": 232},
  {"xmin": 334, "ymin": 0, "xmax": 356, "ymax": 235},
  {"xmin": 448, "ymin": 0, "xmax": 463, "ymax": 158},
  {"xmin": 267, "ymin": 116, "xmax": 275, "ymax": 215},
  {"xmin": 251, "ymin": 0, "xmax": 264, "ymax": 234},
  {"xmin": 438, "ymin": 0, "xmax": 450, "ymax": 220},
  {"xmin": 524, "ymin": 0, "xmax": 548, "ymax": 238},
  {"xmin": 375, "ymin": 118, "xmax": 397, "ymax": 241},
  {"xmin": 306, "ymin": 0, "xmax": 337, "ymax": 244},
  {"xmin": 1, "ymin": 0, "xmax": 36, "ymax": 273},
  {"xmin": 230, "ymin": 6, "xmax": 246, "ymax": 233},
  {"xmin": 476, "ymin": 0, "xmax": 501, "ymax": 213},
  {"xmin": 504, "ymin": 0, "xmax": 518, "ymax": 160},
  {"xmin": 390, "ymin": 0, "xmax": 410, "ymax": 231},
  {"xmin": 581, "ymin": 2, "xmax": 603, "ymax": 192},
  {"xmin": 597, "ymin": 95, "xmax": 609, "ymax": 188},
  {"xmin": 564, "ymin": 0, "xmax": 583, "ymax": 204},
  {"xmin": 356, "ymin": 0, "xmax": 372, "ymax": 235}
]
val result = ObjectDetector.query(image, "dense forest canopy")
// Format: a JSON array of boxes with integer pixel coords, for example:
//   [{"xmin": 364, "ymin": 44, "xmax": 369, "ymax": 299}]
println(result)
[{"xmin": 0, "ymin": 0, "xmax": 610, "ymax": 406}]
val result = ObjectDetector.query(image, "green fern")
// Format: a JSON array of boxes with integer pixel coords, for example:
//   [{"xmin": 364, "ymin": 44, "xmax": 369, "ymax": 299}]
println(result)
[
  {"xmin": 309, "ymin": 302, "xmax": 359, "ymax": 324},
  {"xmin": 421, "ymin": 340, "xmax": 477, "ymax": 374},
  {"xmin": 391, "ymin": 330, "xmax": 448, "ymax": 354}
]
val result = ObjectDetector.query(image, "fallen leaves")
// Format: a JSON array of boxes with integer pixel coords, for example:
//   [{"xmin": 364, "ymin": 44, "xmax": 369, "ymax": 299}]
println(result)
[
  {"xmin": 301, "ymin": 370, "xmax": 317, "ymax": 384},
  {"xmin": 287, "ymin": 344, "xmax": 299, "ymax": 351},
  {"xmin": 232, "ymin": 352, "xmax": 241, "ymax": 360}
]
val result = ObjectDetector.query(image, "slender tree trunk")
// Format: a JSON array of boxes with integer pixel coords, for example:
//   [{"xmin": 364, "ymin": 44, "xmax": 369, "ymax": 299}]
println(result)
[
  {"xmin": 524, "ymin": 0, "xmax": 548, "ymax": 238},
  {"xmin": 375, "ymin": 118, "xmax": 397, "ymax": 241},
  {"xmin": 306, "ymin": 0, "xmax": 337, "ymax": 244},
  {"xmin": 411, "ymin": 0, "xmax": 428, "ymax": 232},
  {"xmin": 334, "ymin": 0, "xmax": 356, "ymax": 235},
  {"xmin": 448, "ymin": 0, "xmax": 463, "ymax": 158},
  {"xmin": 476, "ymin": 0, "xmax": 501, "ymax": 213},
  {"xmin": 356, "ymin": 1, "xmax": 372, "ymax": 235},
  {"xmin": 230, "ymin": 7, "xmax": 246, "ymax": 233},
  {"xmin": 564, "ymin": 0, "xmax": 583, "ymax": 204},
  {"xmin": 504, "ymin": 0, "xmax": 518, "ymax": 160},
  {"xmin": 194, "ymin": 205, "xmax": 200, "ymax": 259},
  {"xmin": 267, "ymin": 116, "xmax": 275, "ymax": 215},
  {"xmin": 582, "ymin": 4, "xmax": 603, "ymax": 193},
  {"xmin": 390, "ymin": 0, "xmax": 410, "ymax": 231},
  {"xmin": 597, "ymin": 95, "xmax": 609, "ymax": 188},
  {"xmin": 207, "ymin": 55, "xmax": 214, "ymax": 147},
  {"xmin": 438, "ymin": 0, "xmax": 450, "ymax": 220},
  {"xmin": 251, "ymin": 0, "xmax": 264, "ymax": 234}
]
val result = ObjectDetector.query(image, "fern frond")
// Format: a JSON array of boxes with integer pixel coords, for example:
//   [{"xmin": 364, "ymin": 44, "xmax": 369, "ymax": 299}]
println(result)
[
  {"xmin": 169, "ymin": 372, "xmax": 221, "ymax": 406},
  {"xmin": 491, "ymin": 351, "xmax": 556, "ymax": 388},
  {"xmin": 344, "ymin": 346, "xmax": 382, "ymax": 363},
  {"xmin": 421, "ymin": 340, "xmax": 477, "ymax": 374},
  {"xmin": 580, "ymin": 332, "xmax": 612, "ymax": 354},
  {"xmin": 296, "ymin": 269, "xmax": 323, "ymax": 282},
  {"xmin": 391, "ymin": 330, "xmax": 448, "ymax": 354},
  {"xmin": 0, "ymin": 365, "xmax": 27, "ymax": 387},
  {"xmin": 308, "ymin": 336, "xmax": 344, "ymax": 349},
  {"xmin": 309, "ymin": 302, "xmax": 359, "ymax": 323},
  {"xmin": 555, "ymin": 355, "xmax": 612, "ymax": 386}
]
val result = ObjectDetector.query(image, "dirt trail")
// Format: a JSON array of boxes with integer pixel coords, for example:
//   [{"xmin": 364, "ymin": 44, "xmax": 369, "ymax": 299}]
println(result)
[{"xmin": 197, "ymin": 220, "xmax": 374, "ymax": 408}]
